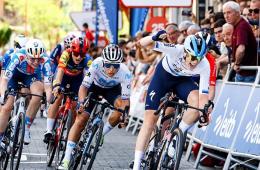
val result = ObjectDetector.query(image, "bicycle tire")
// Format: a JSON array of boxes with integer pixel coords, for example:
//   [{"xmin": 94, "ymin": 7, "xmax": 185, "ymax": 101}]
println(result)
[
  {"xmin": 157, "ymin": 128, "xmax": 184, "ymax": 170},
  {"xmin": 0, "ymin": 123, "xmax": 12, "ymax": 170},
  {"xmin": 55, "ymin": 112, "xmax": 71, "ymax": 168},
  {"xmin": 78, "ymin": 121, "xmax": 104, "ymax": 170},
  {"xmin": 10, "ymin": 112, "xmax": 25, "ymax": 170},
  {"xmin": 46, "ymin": 118, "xmax": 58, "ymax": 167}
]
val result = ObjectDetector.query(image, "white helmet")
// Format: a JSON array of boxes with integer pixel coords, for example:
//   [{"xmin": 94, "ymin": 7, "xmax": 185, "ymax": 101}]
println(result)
[
  {"xmin": 102, "ymin": 44, "xmax": 123, "ymax": 63},
  {"xmin": 184, "ymin": 35, "xmax": 207, "ymax": 61},
  {"xmin": 14, "ymin": 34, "xmax": 28, "ymax": 49},
  {"xmin": 64, "ymin": 33, "xmax": 76, "ymax": 49},
  {"xmin": 25, "ymin": 39, "xmax": 46, "ymax": 58}
]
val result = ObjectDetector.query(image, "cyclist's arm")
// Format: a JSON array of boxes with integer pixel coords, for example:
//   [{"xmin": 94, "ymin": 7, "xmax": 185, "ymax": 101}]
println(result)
[
  {"xmin": 79, "ymin": 60, "xmax": 97, "ymax": 102},
  {"xmin": 198, "ymin": 59, "xmax": 211, "ymax": 109},
  {"xmin": 42, "ymin": 58, "xmax": 53, "ymax": 103},
  {"xmin": 206, "ymin": 53, "xmax": 217, "ymax": 101},
  {"xmin": 54, "ymin": 51, "xmax": 69, "ymax": 86},
  {"xmin": 0, "ymin": 54, "xmax": 19, "ymax": 97}
]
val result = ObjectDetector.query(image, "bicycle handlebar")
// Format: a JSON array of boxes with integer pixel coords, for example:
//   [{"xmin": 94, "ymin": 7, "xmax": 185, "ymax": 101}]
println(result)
[{"xmin": 50, "ymin": 88, "xmax": 77, "ymax": 104}]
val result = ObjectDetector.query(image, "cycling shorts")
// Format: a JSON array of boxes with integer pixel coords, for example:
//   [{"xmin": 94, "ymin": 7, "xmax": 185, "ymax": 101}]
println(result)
[
  {"xmin": 60, "ymin": 73, "xmax": 84, "ymax": 94},
  {"xmin": 8, "ymin": 69, "xmax": 42, "ymax": 94},
  {"xmin": 145, "ymin": 60, "xmax": 198, "ymax": 110},
  {"xmin": 84, "ymin": 83, "xmax": 121, "ymax": 114}
]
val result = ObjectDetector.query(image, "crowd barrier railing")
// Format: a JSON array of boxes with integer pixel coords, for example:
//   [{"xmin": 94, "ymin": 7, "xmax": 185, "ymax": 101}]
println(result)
[{"xmin": 193, "ymin": 66, "xmax": 260, "ymax": 170}]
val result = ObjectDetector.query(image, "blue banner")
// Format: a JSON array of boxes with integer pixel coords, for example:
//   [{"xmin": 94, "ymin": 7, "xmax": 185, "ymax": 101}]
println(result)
[
  {"xmin": 97, "ymin": 0, "xmax": 118, "ymax": 44},
  {"xmin": 130, "ymin": 8, "xmax": 149, "ymax": 37},
  {"xmin": 234, "ymin": 87, "xmax": 260, "ymax": 155},
  {"xmin": 203, "ymin": 84, "xmax": 252, "ymax": 148}
]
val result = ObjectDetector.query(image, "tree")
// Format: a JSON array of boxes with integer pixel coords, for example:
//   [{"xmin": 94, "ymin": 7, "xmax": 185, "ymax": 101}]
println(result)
[{"xmin": 5, "ymin": 0, "xmax": 82, "ymax": 49}]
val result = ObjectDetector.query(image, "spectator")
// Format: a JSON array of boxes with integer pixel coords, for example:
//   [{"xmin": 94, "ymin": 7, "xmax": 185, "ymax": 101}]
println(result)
[
  {"xmin": 164, "ymin": 23, "xmax": 180, "ymax": 44},
  {"xmin": 238, "ymin": 0, "xmax": 249, "ymax": 14},
  {"xmin": 216, "ymin": 23, "xmax": 234, "ymax": 78},
  {"xmin": 212, "ymin": 19, "xmax": 226, "ymax": 55},
  {"xmin": 177, "ymin": 20, "xmax": 193, "ymax": 44},
  {"xmin": 82, "ymin": 22, "xmax": 94, "ymax": 43},
  {"xmin": 187, "ymin": 24, "xmax": 201, "ymax": 35},
  {"xmin": 223, "ymin": 1, "xmax": 258, "ymax": 82},
  {"xmin": 200, "ymin": 18, "xmax": 211, "ymax": 34}
]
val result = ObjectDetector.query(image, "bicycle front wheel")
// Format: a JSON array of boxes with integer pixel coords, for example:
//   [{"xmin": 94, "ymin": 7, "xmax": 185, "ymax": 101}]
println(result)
[
  {"xmin": 157, "ymin": 128, "xmax": 184, "ymax": 170},
  {"xmin": 78, "ymin": 121, "xmax": 104, "ymax": 170},
  {"xmin": 10, "ymin": 113, "xmax": 25, "ymax": 170}
]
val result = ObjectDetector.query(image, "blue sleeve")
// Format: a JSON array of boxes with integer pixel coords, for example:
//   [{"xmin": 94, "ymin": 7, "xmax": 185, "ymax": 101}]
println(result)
[
  {"xmin": 2, "ymin": 49, "xmax": 14, "ymax": 70},
  {"xmin": 50, "ymin": 44, "xmax": 62, "ymax": 65},
  {"xmin": 42, "ymin": 58, "xmax": 53, "ymax": 84},
  {"xmin": 4, "ymin": 54, "xmax": 20, "ymax": 80}
]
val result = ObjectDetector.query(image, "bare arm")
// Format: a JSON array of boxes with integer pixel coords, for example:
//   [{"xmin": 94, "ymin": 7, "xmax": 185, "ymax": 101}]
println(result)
[
  {"xmin": 78, "ymin": 85, "xmax": 88, "ymax": 103},
  {"xmin": 234, "ymin": 44, "xmax": 245, "ymax": 65}
]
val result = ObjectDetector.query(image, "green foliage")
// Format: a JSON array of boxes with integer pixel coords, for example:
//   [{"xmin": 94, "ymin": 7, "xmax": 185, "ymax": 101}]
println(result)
[
  {"xmin": 0, "ymin": 23, "xmax": 12, "ymax": 47},
  {"xmin": 6, "ymin": 0, "xmax": 82, "ymax": 49}
]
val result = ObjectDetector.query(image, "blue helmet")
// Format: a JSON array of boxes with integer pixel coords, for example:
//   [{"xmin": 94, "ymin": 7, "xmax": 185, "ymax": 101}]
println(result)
[{"xmin": 184, "ymin": 34, "xmax": 207, "ymax": 61}]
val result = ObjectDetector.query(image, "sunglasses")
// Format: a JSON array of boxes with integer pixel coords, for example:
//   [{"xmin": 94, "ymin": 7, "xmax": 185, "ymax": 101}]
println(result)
[
  {"xmin": 249, "ymin": 8, "xmax": 259, "ymax": 14},
  {"xmin": 186, "ymin": 53, "xmax": 201, "ymax": 62},
  {"xmin": 29, "ymin": 58, "xmax": 44, "ymax": 63},
  {"xmin": 72, "ymin": 52, "xmax": 85, "ymax": 58},
  {"xmin": 104, "ymin": 63, "xmax": 120, "ymax": 69}
]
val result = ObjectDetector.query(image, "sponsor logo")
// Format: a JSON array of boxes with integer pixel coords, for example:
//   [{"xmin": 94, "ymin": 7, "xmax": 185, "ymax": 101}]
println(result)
[
  {"xmin": 149, "ymin": 90, "xmax": 156, "ymax": 101},
  {"xmin": 243, "ymin": 102, "xmax": 260, "ymax": 144},
  {"xmin": 213, "ymin": 98, "xmax": 236, "ymax": 138}
]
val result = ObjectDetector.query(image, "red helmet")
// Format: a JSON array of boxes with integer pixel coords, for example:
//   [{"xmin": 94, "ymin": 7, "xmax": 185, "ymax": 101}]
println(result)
[{"xmin": 70, "ymin": 37, "xmax": 89, "ymax": 55}]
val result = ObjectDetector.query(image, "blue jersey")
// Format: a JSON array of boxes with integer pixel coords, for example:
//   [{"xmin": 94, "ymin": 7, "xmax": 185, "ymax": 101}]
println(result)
[
  {"xmin": 50, "ymin": 43, "xmax": 64, "ymax": 73},
  {"xmin": 2, "ymin": 48, "xmax": 27, "ymax": 70},
  {"xmin": 4, "ymin": 52, "xmax": 53, "ymax": 85}
]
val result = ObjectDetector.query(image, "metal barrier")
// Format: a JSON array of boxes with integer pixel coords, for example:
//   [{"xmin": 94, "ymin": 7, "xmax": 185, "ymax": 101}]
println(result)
[{"xmin": 194, "ymin": 66, "xmax": 260, "ymax": 169}]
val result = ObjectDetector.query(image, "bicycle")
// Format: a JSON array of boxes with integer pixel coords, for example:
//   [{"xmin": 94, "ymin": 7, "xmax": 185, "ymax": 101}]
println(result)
[
  {"xmin": 45, "ymin": 88, "xmax": 76, "ymax": 167},
  {"xmin": 0, "ymin": 87, "xmax": 44, "ymax": 170},
  {"xmin": 69, "ymin": 93, "xmax": 127, "ymax": 170},
  {"xmin": 142, "ymin": 92, "xmax": 209, "ymax": 170}
]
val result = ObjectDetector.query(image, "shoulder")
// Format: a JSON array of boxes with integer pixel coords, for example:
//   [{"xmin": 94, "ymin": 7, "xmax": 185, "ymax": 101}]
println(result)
[
  {"xmin": 91, "ymin": 57, "xmax": 103, "ymax": 70},
  {"xmin": 120, "ymin": 63, "xmax": 132, "ymax": 80}
]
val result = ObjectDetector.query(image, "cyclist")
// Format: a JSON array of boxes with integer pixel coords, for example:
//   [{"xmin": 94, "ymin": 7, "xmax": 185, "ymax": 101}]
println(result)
[
  {"xmin": 43, "ymin": 36, "xmax": 92, "ymax": 142},
  {"xmin": 58, "ymin": 44, "xmax": 132, "ymax": 170},
  {"xmin": 133, "ymin": 31, "xmax": 212, "ymax": 170},
  {"xmin": 1, "ymin": 34, "xmax": 28, "ymax": 77},
  {"xmin": 0, "ymin": 38, "xmax": 53, "ymax": 145},
  {"xmin": 49, "ymin": 33, "xmax": 76, "ymax": 73}
]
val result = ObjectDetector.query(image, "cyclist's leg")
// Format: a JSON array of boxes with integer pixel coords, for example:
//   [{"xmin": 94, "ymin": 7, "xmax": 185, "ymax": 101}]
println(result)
[
  {"xmin": 133, "ymin": 62, "xmax": 174, "ymax": 170},
  {"xmin": 0, "ymin": 75, "xmax": 17, "ymax": 143},
  {"xmin": 0, "ymin": 96, "xmax": 15, "ymax": 142},
  {"xmin": 175, "ymin": 77, "xmax": 200, "ymax": 133},
  {"xmin": 102, "ymin": 85, "xmax": 125, "ymax": 136},
  {"xmin": 25, "ymin": 80, "xmax": 44, "ymax": 144}
]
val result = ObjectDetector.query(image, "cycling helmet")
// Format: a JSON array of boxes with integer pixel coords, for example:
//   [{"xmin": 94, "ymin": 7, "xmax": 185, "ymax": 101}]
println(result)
[
  {"xmin": 102, "ymin": 44, "xmax": 123, "ymax": 64},
  {"xmin": 14, "ymin": 34, "xmax": 28, "ymax": 49},
  {"xmin": 70, "ymin": 37, "xmax": 89, "ymax": 55},
  {"xmin": 25, "ymin": 39, "xmax": 46, "ymax": 58},
  {"xmin": 184, "ymin": 35, "xmax": 207, "ymax": 61},
  {"xmin": 195, "ymin": 31, "xmax": 212, "ymax": 46},
  {"xmin": 64, "ymin": 33, "xmax": 76, "ymax": 49}
]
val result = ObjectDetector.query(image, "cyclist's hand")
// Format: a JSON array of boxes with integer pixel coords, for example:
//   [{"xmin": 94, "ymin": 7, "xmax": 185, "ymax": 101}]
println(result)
[
  {"xmin": 76, "ymin": 101, "xmax": 84, "ymax": 114},
  {"xmin": 52, "ymin": 85, "xmax": 61, "ymax": 97},
  {"xmin": 152, "ymin": 30, "xmax": 167, "ymax": 41}
]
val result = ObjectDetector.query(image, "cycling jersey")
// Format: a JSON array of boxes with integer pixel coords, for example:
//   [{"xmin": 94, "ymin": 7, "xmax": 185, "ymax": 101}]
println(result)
[
  {"xmin": 82, "ymin": 57, "xmax": 132, "ymax": 100},
  {"xmin": 2, "ymin": 48, "xmax": 27, "ymax": 70},
  {"xmin": 58, "ymin": 49, "xmax": 92, "ymax": 76},
  {"xmin": 154, "ymin": 42, "xmax": 210, "ymax": 94},
  {"xmin": 50, "ymin": 43, "xmax": 64, "ymax": 72},
  {"xmin": 4, "ymin": 52, "xmax": 53, "ymax": 85}
]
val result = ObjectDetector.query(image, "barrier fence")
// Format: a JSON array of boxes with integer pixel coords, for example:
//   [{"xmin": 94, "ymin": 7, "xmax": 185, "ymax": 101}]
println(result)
[{"xmin": 126, "ymin": 66, "xmax": 260, "ymax": 169}]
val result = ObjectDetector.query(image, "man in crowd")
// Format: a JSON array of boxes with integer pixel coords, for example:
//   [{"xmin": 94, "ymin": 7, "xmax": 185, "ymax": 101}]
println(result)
[{"xmin": 223, "ymin": 1, "xmax": 258, "ymax": 82}]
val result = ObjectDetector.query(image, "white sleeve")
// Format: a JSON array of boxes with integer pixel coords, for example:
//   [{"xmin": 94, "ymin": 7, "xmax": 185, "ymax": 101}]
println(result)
[
  {"xmin": 81, "ymin": 61, "xmax": 97, "ymax": 88},
  {"xmin": 120, "ymin": 71, "xmax": 132, "ymax": 100},
  {"xmin": 198, "ymin": 60, "xmax": 210, "ymax": 94},
  {"xmin": 153, "ymin": 42, "xmax": 179, "ymax": 54}
]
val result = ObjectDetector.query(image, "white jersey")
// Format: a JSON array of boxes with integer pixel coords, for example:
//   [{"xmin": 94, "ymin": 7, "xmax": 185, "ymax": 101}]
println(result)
[
  {"xmin": 154, "ymin": 42, "xmax": 210, "ymax": 94},
  {"xmin": 82, "ymin": 57, "xmax": 132, "ymax": 99}
]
